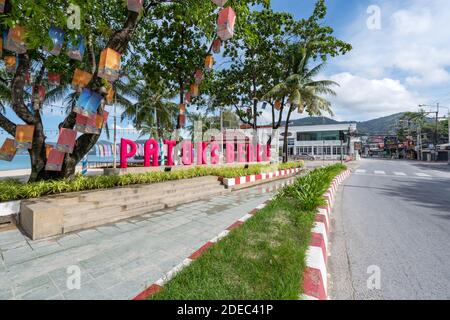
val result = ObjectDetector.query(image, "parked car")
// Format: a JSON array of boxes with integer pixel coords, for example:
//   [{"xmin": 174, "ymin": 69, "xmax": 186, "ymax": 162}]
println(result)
[{"xmin": 294, "ymin": 153, "xmax": 315, "ymax": 161}]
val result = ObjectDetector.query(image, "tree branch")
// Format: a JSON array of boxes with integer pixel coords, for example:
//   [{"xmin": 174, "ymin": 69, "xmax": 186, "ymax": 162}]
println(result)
[
  {"xmin": 0, "ymin": 113, "xmax": 16, "ymax": 136},
  {"xmin": 11, "ymin": 54, "xmax": 35, "ymax": 124}
]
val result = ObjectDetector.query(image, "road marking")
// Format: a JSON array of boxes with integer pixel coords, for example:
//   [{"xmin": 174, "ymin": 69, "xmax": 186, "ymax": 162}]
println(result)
[
  {"xmin": 394, "ymin": 172, "xmax": 407, "ymax": 176},
  {"xmin": 374, "ymin": 171, "xmax": 386, "ymax": 175},
  {"xmin": 415, "ymin": 173, "xmax": 431, "ymax": 177},
  {"xmin": 355, "ymin": 169, "xmax": 366, "ymax": 174}
]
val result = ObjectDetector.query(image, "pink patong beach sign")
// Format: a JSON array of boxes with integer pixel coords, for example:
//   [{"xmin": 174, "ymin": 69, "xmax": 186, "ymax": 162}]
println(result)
[{"xmin": 120, "ymin": 138, "xmax": 270, "ymax": 169}]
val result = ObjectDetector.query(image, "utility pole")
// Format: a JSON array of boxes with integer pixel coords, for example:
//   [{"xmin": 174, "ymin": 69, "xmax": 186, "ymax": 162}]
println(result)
[{"xmin": 435, "ymin": 103, "xmax": 439, "ymax": 161}]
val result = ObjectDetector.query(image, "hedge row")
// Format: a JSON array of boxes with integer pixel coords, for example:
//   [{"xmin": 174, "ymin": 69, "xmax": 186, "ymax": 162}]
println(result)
[{"xmin": 0, "ymin": 161, "xmax": 303, "ymax": 202}]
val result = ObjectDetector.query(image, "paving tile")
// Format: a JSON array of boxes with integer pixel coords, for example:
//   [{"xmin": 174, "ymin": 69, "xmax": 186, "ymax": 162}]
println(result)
[
  {"xmin": 62, "ymin": 281, "xmax": 106, "ymax": 300},
  {"xmin": 14, "ymin": 274, "xmax": 53, "ymax": 297},
  {"xmin": 2, "ymin": 246, "xmax": 36, "ymax": 266},
  {"xmin": 17, "ymin": 282, "xmax": 59, "ymax": 300}
]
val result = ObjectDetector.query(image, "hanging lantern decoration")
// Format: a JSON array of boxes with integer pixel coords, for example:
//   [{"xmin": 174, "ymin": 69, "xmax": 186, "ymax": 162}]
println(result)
[
  {"xmin": 48, "ymin": 72, "xmax": 61, "ymax": 86},
  {"xmin": 14, "ymin": 125, "xmax": 34, "ymax": 149},
  {"xmin": 74, "ymin": 88, "xmax": 102, "ymax": 117},
  {"xmin": 217, "ymin": 7, "xmax": 236, "ymax": 41},
  {"xmin": 67, "ymin": 35, "xmax": 86, "ymax": 61},
  {"xmin": 98, "ymin": 48, "xmax": 121, "ymax": 82},
  {"xmin": 190, "ymin": 84, "xmax": 199, "ymax": 97},
  {"xmin": 0, "ymin": 138, "xmax": 17, "ymax": 162},
  {"xmin": 261, "ymin": 102, "xmax": 267, "ymax": 110},
  {"xmin": 179, "ymin": 103, "xmax": 186, "ymax": 115},
  {"xmin": 6, "ymin": 26, "xmax": 27, "ymax": 54},
  {"xmin": 185, "ymin": 92, "xmax": 191, "ymax": 104},
  {"xmin": 127, "ymin": 0, "xmax": 143, "ymax": 13},
  {"xmin": 32, "ymin": 85, "xmax": 46, "ymax": 109},
  {"xmin": 75, "ymin": 113, "xmax": 96, "ymax": 134},
  {"xmin": 45, "ymin": 27, "xmax": 64, "ymax": 56},
  {"xmin": 45, "ymin": 144, "xmax": 53, "ymax": 158},
  {"xmin": 0, "ymin": 0, "xmax": 5, "ymax": 14},
  {"xmin": 45, "ymin": 149, "xmax": 65, "ymax": 171},
  {"xmin": 275, "ymin": 100, "xmax": 281, "ymax": 110},
  {"xmin": 55, "ymin": 128, "xmax": 77, "ymax": 154},
  {"xmin": 72, "ymin": 69, "xmax": 93, "ymax": 91},
  {"xmin": 204, "ymin": 55, "xmax": 214, "ymax": 69},
  {"xmin": 194, "ymin": 70, "xmax": 203, "ymax": 85},
  {"xmin": 178, "ymin": 114, "xmax": 186, "ymax": 128},
  {"xmin": 246, "ymin": 107, "xmax": 252, "ymax": 117},
  {"xmin": 211, "ymin": 0, "xmax": 228, "ymax": 6},
  {"xmin": 212, "ymin": 38, "xmax": 221, "ymax": 54},
  {"xmin": 4, "ymin": 56, "xmax": 16, "ymax": 73},
  {"xmin": 24, "ymin": 71, "xmax": 31, "ymax": 84},
  {"xmin": 95, "ymin": 111, "xmax": 109, "ymax": 131}
]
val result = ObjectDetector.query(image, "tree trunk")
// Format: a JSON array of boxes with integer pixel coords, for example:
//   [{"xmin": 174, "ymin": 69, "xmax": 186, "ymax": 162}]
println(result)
[
  {"xmin": 283, "ymin": 107, "xmax": 293, "ymax": 163},
  {"xmin": 26, "ymin": 12, "xmax": 140, "ymax": 182}
]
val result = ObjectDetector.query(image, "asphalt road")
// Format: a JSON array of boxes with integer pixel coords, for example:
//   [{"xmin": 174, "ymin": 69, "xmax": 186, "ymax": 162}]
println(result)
[{"xmin": 329, "ymin": 158, "xmax": 450, "ymax": 300}]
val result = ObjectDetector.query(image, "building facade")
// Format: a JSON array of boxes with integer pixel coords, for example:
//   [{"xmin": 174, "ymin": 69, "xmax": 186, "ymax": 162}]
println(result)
[{"xmin": 280, "ymin": 123, "xmax": 358, "ymax": 160}]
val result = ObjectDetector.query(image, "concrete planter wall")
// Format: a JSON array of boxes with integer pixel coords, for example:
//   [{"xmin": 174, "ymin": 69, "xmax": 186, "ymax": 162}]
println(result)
[{"xmin": 0, "ymin": 200, "xmax": 21, "ymax": 217}]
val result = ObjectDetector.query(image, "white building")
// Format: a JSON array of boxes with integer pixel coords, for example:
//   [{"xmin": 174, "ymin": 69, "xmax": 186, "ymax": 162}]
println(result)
[{"xmin": 280, "ymin": 122, "xmax": 358, "ymax": 160}]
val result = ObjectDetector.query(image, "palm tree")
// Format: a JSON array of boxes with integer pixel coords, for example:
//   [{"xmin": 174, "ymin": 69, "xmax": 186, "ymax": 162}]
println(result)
[
  {"xmin": 121, "ymin": 80, "xmax": 178, "ymax": 140},
  {"xmin": 265, "ymin": 45, "xmax": 338, "ymax": 162}
]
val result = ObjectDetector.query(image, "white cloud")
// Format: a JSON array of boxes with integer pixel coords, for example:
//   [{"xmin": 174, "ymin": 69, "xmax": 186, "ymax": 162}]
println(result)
[{"xmin": 326, "ymin": 73, "xmax": 419, "ymax": 121}]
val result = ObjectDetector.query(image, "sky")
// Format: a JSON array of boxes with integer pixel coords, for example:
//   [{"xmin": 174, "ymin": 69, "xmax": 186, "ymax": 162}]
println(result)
[
  {"xmin": 2, "ymin": 0, "xmax": 450, "ymax": 144},
  {"xmin": 267, "ymin": 0, "xmax": 450, "ymax": 122}
]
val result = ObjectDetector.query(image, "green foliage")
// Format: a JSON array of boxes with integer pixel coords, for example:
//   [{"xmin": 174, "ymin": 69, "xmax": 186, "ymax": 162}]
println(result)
[
  {"xmin": 277, "ymin": 164, "xmax": 346, "ymax": 211},
  {"xmin": 0, "ymin": 161, "xmax": 304, "ymax": 202},
  {"xmin": 150, "ymin": 163, "xmax": 346, "ymax": 300}
]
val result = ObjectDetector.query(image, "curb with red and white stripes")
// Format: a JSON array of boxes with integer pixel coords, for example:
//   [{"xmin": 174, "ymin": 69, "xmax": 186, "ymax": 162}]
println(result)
[
  {"xmin": 133, "ymin": 168, "xmax": 351, "ymax": 300},
  {"xmin": 222, "ymin": 167, "xmax": 302, "ymax": 188},
  {"xmin": 302, "ymin": 169, "xmax": 352, "ymax": 300}
]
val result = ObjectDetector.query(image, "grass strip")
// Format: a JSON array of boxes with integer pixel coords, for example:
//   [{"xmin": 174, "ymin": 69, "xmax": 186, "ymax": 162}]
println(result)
[
  {"xmin": 150, "ymin": 164, "xmax": 346, "ymax": 300},
  {"xmin": 0, "ymin": 161, "xmax": 303, "ymax": 202}
]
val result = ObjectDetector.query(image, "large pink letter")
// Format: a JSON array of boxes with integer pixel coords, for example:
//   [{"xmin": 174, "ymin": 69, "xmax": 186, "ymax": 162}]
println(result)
[
  {"xmin": 164, "ymin": 140, "xmax": 177, "ymax": 166},
  {"xmin": 182, "ymin": 141, "xmax": 193, "ymax": 165},
  {"xmin": 247, "ymin": 144, "xmax": 255, "ymax": 163},
  {"xmin": 210, "ymin": 142, "xmax": 220, "ymax": 165},
  {"xmin": 144, "ymin": 139, "xmax": 159, "ymax": 167},
  {"xmin": 201, "ymin": 142, "xmax": 209, "ymax": 165},
  {"xmin": 226, "ymin": 143, "xmax": 235, "ymax": 163},
  {"xmin": 237, "ymin": 143, "xmax": 246, "ymax": 163},
  {"xmin": 120, "ymin": 138, "xmax": 137, "ymax": 169}
]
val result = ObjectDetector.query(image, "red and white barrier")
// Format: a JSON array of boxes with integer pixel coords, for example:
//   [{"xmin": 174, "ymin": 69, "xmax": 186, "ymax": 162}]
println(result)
[
  {"xmin": 302, "ymin": 169, "xmax": 352, "ymax": 300},
  {"xmin": 222, "ymin": 167, "xmax": 302, "ymax": 188}
]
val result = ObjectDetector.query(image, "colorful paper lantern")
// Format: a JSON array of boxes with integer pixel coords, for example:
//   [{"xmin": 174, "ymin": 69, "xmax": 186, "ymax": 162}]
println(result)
[
  {"xmin": 48, "ymin": 72, "xmax": 61, "ymax": 86},
  {"xmin": 98, "ymin": 48, "xmax": 121, "ymax": 82},
  {"xmin": 190, "ymin": 84, "xmax": 199, "ymax": 97},
  {"xmin": 178, "ymin": 114, "xmax": 186, "ymax": 128},
  {"xmin": 46, "ymin": 149, "xmax": 65, "ymax": 171},
  {"xmin": 185, "ymin": 92, "xmax": 191, "ymax": 104},
  {"xmin": 205, "ymin": 55, "xmax": 214, "ymax": 69},
  {"xmin": 67, "ymin": 35, "xmax": 85, "ymax": 61},
  {"xmin": 217, "ymin": 7, "xmax": 236, "ymax": 41},
  {"xmin": 95, "ymin": 111, "xmax": 109, "ymax": 130},
  {"xmin": 0, "ymin": 0, "xmax": 5, "ymax": 14},
  {"xmin": 0, "ymin": 138, "xmax": 17, "ymax": 161},
  {"xmin": 55, "ymin": 128, "xmax": 77, "ymax": 154},
  {"xmin": 32, "ymin": 85, "xmax": 46, "ymax": 109},
  {"xmin": 127, "ymin": 0, "xmax": 143, "ymax": 13},
  {"xmin": 72, "ymin": 69, "xmax": 92, "ymax": 91},
  {"xmin": 6, "ymin": 26, "xmax": 27, "ymax": 54},
  {"xmin": 74, "ymin": 88, "xmax": 102, "ymax": 117},
  {"xmin": 194, "ymin": 70, "xmax": 203, "ymax": 85},
  {"xmin": 45, "ymin": 27, "xmax": 64, "ymax": 56},
  {"xmin": 212, "ymin": 0, "xmax": 228, "ymax": 6},
  {"xmin": 275, "ymin": 100, "xmax": 281, "ymax": 110},
  {"xmin": 14, "ymin": 125, "xmax": 34, "ymax": 149},
  {"xmin": 75, "ymin": 113, "xmax": 97, "ymax": 134},
  {"xmin": 179, "ymin": 103, "xmax": 186, "ymax": 115},
  {"xmin": 4, "ymin": 55, "xmax": 16, "ymax": 73},
  {"xmin": 212, "ymin": 38, "xmax": 221, "ymax": 53}
]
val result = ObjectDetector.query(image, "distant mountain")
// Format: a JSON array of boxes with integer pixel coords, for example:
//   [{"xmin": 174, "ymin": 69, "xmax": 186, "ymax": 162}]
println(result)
[{"xmin": 355, "ymin": 112, "xmax": 406, "ymax": 135}]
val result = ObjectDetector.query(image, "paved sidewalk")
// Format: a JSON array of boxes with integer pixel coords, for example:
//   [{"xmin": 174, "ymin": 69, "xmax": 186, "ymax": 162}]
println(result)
[{"xmin": 0, "ymin": 177, "xmax": 295, "ymax": 300}]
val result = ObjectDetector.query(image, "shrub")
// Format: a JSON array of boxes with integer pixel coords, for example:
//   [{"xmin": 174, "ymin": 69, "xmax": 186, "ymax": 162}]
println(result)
[{"xmin": 0, "ymin": 161, "xmax": 304, "ymax": 202}]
